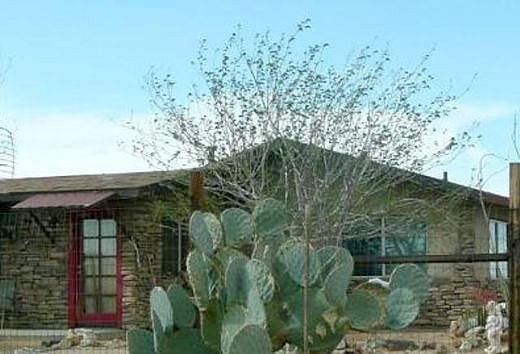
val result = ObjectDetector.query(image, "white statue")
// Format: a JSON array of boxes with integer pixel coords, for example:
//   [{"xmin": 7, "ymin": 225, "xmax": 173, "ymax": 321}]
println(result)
[{"xmin": 484, "ymin": 300, "xmax": 504, "ymax": 354}]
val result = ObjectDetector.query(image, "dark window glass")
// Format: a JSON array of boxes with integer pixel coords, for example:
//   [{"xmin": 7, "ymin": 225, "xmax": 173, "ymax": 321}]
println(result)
[
  {"xmin": 344, "ymin": 237, "xmax": 383, "ymax": 276},
  {"xmin": 343, "ymin": 218, "xmax": 427, "ymax": 276},
  {"xmin": 162, "ymin": 218, "xmax": 188, "ymax": 274},
  {"xmin": 384, "ymin": 221, "xmax": 427, "ymax": 274}
]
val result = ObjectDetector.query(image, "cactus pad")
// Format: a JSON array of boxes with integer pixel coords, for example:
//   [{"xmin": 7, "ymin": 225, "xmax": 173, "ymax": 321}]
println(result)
[
  {"xmin": 246, "ymin": 259, "xmax": 275, "ymax": 303},
  {"xmin": 345, "ymin": 288, "xmax": 383, "ymax": 330},
  {"xmin": 221, "ymin": 208, "xmax": 254, "ymax": 247},
  {"xmin": 227, "ymin": 324, "xmax": 272, "ymax": 354},
  {"xmin": 225, "ymin": 256, "xmax": 249, "ymax": 305},
  {"xmin": 253, "ymin": 198, "xmax": 288, "ymax": 239},
  {"xmin": 150, "ymin": 286, "xmax": 173, "ymax": 336},
  {"xmin": 323, "ymin": 264, "xmax": 350, "ymax": 308},
  {"xmin": 285, "ymin": 287, "xmax": 343, "ymax": 350},
  {"xmin": 221, "ymin": 305, "xmax": 248, "ymax": 354},
  {"xmin": 190, "ymin": 211, "xmax": 222, "ymax": 255},
  {"xmin": 245, "ymin": 282, "xmax": 266, "ymax": 325},
  {"xmin": 216, "ymin": 248, "xmax": 248, "ymax": 273},
  {"xmin": 159, "ymin": 328, "xmax": 218, "ymax": 354},
  {"xmin": 167, "ymin": 283, "xmax": 196, "ymax": 329},
  {"xmin": 127, "ymin": 329, "xmax": 154, "ymax": 354},
  {"xmin": 187, "ymin": 250, "xmax": 211, "ymax": 309},
  {"xmin": 200, "ymin": 299, "xmax": 223, "ymax": 351},
  {"xmin": 277, "ymin": 241, "xmax": 321, "ymax": 287},
  {"xmin": 389, "ymin": 264, "xmax": 430, "ymax": 304},
  {"xmin": 385, "ymin": 288, "xmax": 420, "ymax": 329},
  {"xmin": 317, "ymin": 246, "xmax": 353, "ymax": 282}
]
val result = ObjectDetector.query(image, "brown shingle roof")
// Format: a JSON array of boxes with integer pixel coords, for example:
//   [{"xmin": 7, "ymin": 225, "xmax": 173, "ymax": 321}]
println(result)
[{"xmin": 0, "ymin": 170, "xmax": 187, "ymax": 195}]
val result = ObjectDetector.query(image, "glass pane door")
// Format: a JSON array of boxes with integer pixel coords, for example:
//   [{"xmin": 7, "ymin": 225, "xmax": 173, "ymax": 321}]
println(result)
[{"xmin": 82, "ymin": 219, "xmax": 117, "ymax": 317}]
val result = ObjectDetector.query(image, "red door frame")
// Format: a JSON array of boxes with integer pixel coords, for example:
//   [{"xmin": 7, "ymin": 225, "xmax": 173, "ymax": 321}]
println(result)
[{"xmin": 68, "ymin": 210, "xmax": 123, "ymax": 327}]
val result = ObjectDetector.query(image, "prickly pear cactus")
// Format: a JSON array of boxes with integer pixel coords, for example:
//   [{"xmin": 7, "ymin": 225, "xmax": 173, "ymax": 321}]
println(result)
[
  {"xmin": 190, "ymin": 211, "xmax": 222, "ymax": 255},
  {"xmin": 389, "ymin": 263, "xmax": 431, "ymax": 303},
  {"xmin": 167, "ymin": 284, "xmax": 196, "ymax": 329},
  {"xmin": 221, "ymin": 208, "xmax": 253, "ymax": 247},
  {"xmin": 127, "ymin": 199, "xmax": 431, "ymax": 353},
  {"xmin": 127, "ymin": 283, "xmax": 217, "ymax": 354}
]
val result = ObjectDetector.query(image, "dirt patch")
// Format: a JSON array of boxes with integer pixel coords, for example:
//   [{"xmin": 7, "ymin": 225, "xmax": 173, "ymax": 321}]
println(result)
[
  {"xmin": 0, "ymin": 328, "xmax": 506, "ymax": 353},
  {"xmin": 347, "ymin": 327, "xmax": 499, "ymax": 353},
  {"xmin": 0, "ymin": 337, "xmax": 125, "ymax": 353}
]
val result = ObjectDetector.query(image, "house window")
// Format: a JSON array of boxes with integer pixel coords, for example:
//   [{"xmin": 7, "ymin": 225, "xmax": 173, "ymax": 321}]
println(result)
[
  {"xmin": 162, "ymin": 218, "xmax": 188, "ymax": 274},
  {"xmin": 345, "ymin": 236, "xmax": 383, "ymax": 276},
  {"xmin": 0, "ymin": 213, "xmax": 17, "ymax": 275},
  {"xmin": 343, "ymin": 217, "xmax": 427, "ymax": 277},
  {"xmin": 489, "ymin": 219, "xmax": 508, "ymax": 279},
  {"xmin": 0, "ymin": 213, "xmax": 17, "ymax": 240}
]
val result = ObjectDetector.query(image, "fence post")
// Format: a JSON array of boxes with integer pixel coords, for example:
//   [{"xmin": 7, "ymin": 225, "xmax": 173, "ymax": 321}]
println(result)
[{"xmin": 509, "ymin": 163, "xmax": 520, "ymax": 353}]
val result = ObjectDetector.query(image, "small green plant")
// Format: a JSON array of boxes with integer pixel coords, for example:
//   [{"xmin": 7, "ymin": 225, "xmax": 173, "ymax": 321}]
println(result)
[
  {"xmin": 127, "ymin": 199, "xmax": 431, "ymax": 353},
  {"xmin": 462, "ymin": 307, "xmax": 486, "ymax": 329}
]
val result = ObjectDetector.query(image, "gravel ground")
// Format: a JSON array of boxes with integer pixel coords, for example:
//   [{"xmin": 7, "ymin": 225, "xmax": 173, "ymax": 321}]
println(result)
[
  {"xmin": 0, "ymin": 327, "xmax": 508, "ymax": 354},
  {"xmin": 0, "ymin": 337, "xmax": 126, "ymax": 354},
  {"xmin": 348, "ymin": 327, "xmax": 506, "ymax": 353}
]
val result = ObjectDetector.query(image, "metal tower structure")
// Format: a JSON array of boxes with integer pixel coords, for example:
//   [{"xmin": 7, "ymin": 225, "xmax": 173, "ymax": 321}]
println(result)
[{"xmin": 0, "ymin": 126, "xmax": 14, "ymax": 178}]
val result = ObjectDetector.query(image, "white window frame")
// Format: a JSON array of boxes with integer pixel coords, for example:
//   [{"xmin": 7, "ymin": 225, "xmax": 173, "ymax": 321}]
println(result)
[{"xmin": 489, "ymin": 219, "xmax": 508, "ymax": 279}]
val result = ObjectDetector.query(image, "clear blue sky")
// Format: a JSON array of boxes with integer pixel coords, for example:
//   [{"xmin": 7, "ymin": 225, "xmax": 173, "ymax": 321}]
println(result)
[{"xmin": 0, "ymin": 1, "xmax": 518, "ymax": 195}]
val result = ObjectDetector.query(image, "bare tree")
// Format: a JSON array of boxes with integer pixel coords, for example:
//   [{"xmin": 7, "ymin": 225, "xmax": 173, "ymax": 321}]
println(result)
[{"xmin": 131, "ymin": 20, "xmax": 474, "ymax": 245}]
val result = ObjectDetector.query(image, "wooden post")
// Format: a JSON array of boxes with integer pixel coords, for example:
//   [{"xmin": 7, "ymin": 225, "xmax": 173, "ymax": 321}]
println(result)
[
  {"xmin": 303, "ymin": 203, "xmax": 310, "ymax": 354},
  {"xmin": 509, "ymin": 163, "xmax": 520, "ymax": 354},
  {"xmin": 190, "ymin": 170, "xmax": 205, "ymax": 211}
]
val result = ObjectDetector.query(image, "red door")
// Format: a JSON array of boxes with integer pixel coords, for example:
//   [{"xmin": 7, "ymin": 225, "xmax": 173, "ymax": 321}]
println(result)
[{"xmin": 68, "ymin": 212, "xmax": 122, "ymax": 327}]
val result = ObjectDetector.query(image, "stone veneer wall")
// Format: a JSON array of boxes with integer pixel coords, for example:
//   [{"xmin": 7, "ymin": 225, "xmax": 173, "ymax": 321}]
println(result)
[
  {"xmin": 417, "ymin": 265, "xmax": 482, "ymax": 326},
  {"xmin": 0, "ymin": 198, "xmax": 184, "ymax": 330},
  {"xmin": 118, "ymin": 199, "xmax": 161, "ymax": 329},
  {"xmin": 0, "ymin": 209, "xmax": 69, "ymax": 328},
  {"xmin": 416, "ymin": 205, "xmax": 508, "ymax": 327},
  {"xmin": 0, "ymin": 197, "xmax": 507, "ymax": 329},
  {"xmin": 115, "ymin": 198, "xmax": 187, "ymax": 330}
]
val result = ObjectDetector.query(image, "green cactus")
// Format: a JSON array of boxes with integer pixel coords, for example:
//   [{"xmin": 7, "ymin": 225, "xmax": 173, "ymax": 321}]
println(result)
[
  {"xmin": 167, "ymin": 283, "xmax": 196, "ymax": 329},
  {"xmin": 186, "ymin": 250, "xmax": 212, "ymax": 310},
  {"xmin": 265, "ymin": 300, "xmax": 291, "ymax": 350},
  {"xmin": 221, "ymin": 305, "xmax": 256, "ymax": 354},
  {"xmin": 159, "ymin": 328, "xmax": 218, "ymax": 354},
  {"xmin": 385, "ymin": 287, "xmax": 420, "ymax": 329},
  {"xmin": 225, "ymin": 256, "xmax": 249, "ymax": 306},
  {"xmin": 227, "ymin": 324, "xmax": 272, "ymax": 354},
  {"xmin": 200, "ymin": 299, "xmax": 223, "ymax": 351},
  {"xmin": 389, "ymin": 263, "xmax": 431, "ymax": 304},
  {"xmin": 284, "ymin": 287, "xmax": 347, "ymax": 351},
  {"xmin": 252, "ymin": 198, "xmax": 288, "ymax": 239},
  {"xmin": 323, "ymin": 264, "xmax": 350, "ymax": 308},
  {"xmin": 345, "ymin": 288, "xmax": 383, "ymax": 330},
  {"xmin": 276, "ymin": 241, "xmax": 321, "ymax": 287},
  {"xmin": 128, "ymin": 199, "xmax": 431, "ymax": 354},
  {"xmin": 215, "ymin": 248, "xmax": 248, "ymax": 274},
  {"xmin": 245, "ymin": 259, "xmax": 275, "ymax": 303},
  {"xmin": 127, "ymin": 329, "xmax": 154, "ymax": 354},
  {"xmin": 244, "ymin": 281, "xmax": 266, "ymax": 325},
  {"xmin": 221, "ymin": 208, "xmax": 253, "ymax": 247},
  {"xmin": 150, "ymin": 287, "xmax": 174, "ymax": 351},
  {"xmin": 221, "ymin": 304, "xmax": 270, "ymax": 354},
  {"xmin": 190, "ymin": 211, "xmax": 222, "ymax": 255},
  {"xmin": 317, "ymin": 246, "xmax": 353, "ymax": 283}
]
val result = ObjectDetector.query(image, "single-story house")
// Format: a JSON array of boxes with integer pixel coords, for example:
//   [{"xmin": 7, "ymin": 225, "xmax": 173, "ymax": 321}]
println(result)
[
  {"xmin": 0, "ymin": 171, "xmax": 193, "ymax": 329},
  {"xmin": 0, "ymin": 166, "xmax": 510, "ymax": 329}
]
